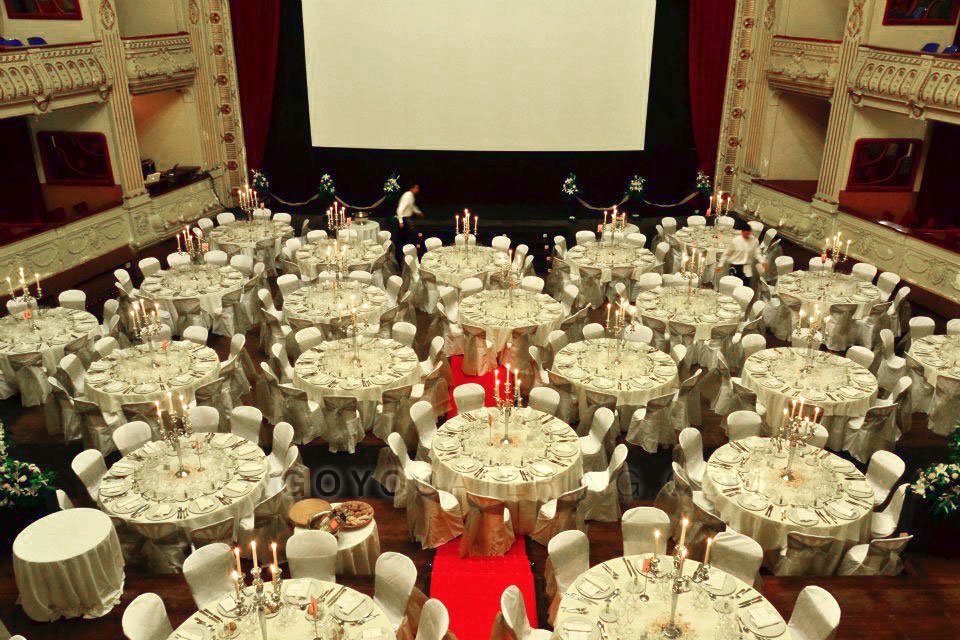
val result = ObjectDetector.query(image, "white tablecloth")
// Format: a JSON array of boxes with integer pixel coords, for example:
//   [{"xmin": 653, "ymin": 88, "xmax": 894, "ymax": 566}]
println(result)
[
  {"xmin": 139, "ymin": 264, "xmax": 246, "ymax": 317},
  {"xmin": 13, "ymin": 508, "xmax": 124, "ymax": 621},
  {"xmin": 419, "ymin": 245, "xmax": 510, "ymax": 288},
  {"xmin": 702, "ymin": 437, "xmax": 872, "ymax": 559},
  {"xmin": 553, "ymin": 338, "xmax": 678, "ymax": 410},
  {"xmin": 431, "ymin": 407, "xmax": 582, "ymax": 533},
  {"xmin": 672, "ymin": 226, "xmax": 739, "ymax": 263},
  {"xmin": 294, "ymin": 503, "xmax": 380, "ymax": 575},
  {"xmin": 337, "ymin": 219, "xmax": 381, "ymax": 243},
  {"xmin": 459, "ymin": 289, "xmax": 564, "ymax": 352},
  {"xmin": 741, "ymin": 348, "xmax": 878, "ymax": 449},
  {"xmin": 207, "ymin": 220, "xmax": 294, "ymax": 259},
  {"xmin": 908, "ymin": 334, "xmax": 960, "ymax": 386},
  {"xmin": 554, "ymin": 555, "xmax": 793, "ymax": 640},
  {"xmin": 635, "ymin": 287, "xmax": 742, "ymax": 341},
  {"xmin": 168, "ymin": 578, "xmax": 393, "ymax": 640},
  {"xmin": 84, "ymin": 341, "xmax": 221, "ymax": 412},
  {"xmin": 0, "ymin": 307, "xmax": 99, "ymax": 380},
  {"xmin": 292, "ymin": 337, "xmax": 420, "ymax": 404},
  {"xmin": 99, "ymin": 433, "xmax": 268, "ymax": 536},
  {"xmin": 282, "ymin": 281, "xmax": 389, "ymax": 329},
  {"xmin": 295, "ymin": 240, "xmax": 388, "ymax": 280},
  {"xmin": 777, "ymin": 271, "xmax": 882, "ymax": 319},
  {"xmin": 563, "ymin": 241, "xmax": 657, "ymax": 282}
]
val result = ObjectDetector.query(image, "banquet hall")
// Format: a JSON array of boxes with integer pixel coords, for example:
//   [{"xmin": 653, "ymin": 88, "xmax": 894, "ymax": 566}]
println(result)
[{"xmin": 1, "ymin": 0, "xmax": 960, "ymax": 639}]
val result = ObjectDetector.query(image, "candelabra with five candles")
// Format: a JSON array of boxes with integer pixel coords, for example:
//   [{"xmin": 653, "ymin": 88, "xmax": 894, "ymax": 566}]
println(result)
[
  {"xmin": 454, "ymin": 208, "xmax": 479, "ymax": 255},
  {"xmin": 128, "ymin": 300, "xmax": 167, "ymax": 368},
  {"xmin": 492, "ymin": 367, "xmax": 522, "ymax": 447},
  {"xmin": 230, "ymin": 542, "xmax": 284, "ymax": 640},
  {"xmin": 600, "ymin": 207, "xmax": 628, "ymax": 245},
  {"xmin": 821, "ymin": 230, "xmax": 850, "ymax": 276},
  {"xmin": 498, "ymin": 249, "xmax": 523, "ymax": 307},
  {"xmin": 237, "ymin": 184, "xmax": 258, "ymax": 220},
  {"xmin": 176, "ymin": 226, "xmax": 207, "ymax": 265},
  {"xmin": 604, "ymin": 297, "xmax": 632, "ymax": 365},
  {"xmin": 678, "ymin": 248, "xmax": 706, "ymax": 296},
  {"xmin": 154, "ymin": 394, "xmax": 194, "ymax": 479},
  {"xmin": 777, "ymin": 397, "xmax": 821, "ymax": 481},
  {"xmin": 793, "ymin": 303, "xmax": 828, "ymax": 375}
]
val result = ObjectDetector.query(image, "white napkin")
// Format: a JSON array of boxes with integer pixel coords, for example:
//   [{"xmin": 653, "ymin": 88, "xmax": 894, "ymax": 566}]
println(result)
[
  {"xmin": 152, "ymin": 503, "xmax": 174, "ymax": 518},
  {"xmin": 176, "ymin": 628, "xmax": 204, "ymax": 640},
  {"xmin": 749, "ymin": 607, "xmax": 781, "ymax": 629},
  {"xmin": 115, "ymin": 495, "xmax": 145, "ymax": 510},
  {"xmin": 533, "ymin": 463, "xmax": 553, "ymax": 475},
  {"xmin": 285, "ymin": 581, "xmax": 308, "ymax": 600},
  {"xmin": 193, "ymin": 496, "xmax": 215, "ymax": 511},
  {"xmin": 579, "ymin": 577, "xmax": 604, "ymax": 597},
  {"xmin": 564, "ymin": 619, "xmax": 593, "ymax": 640},
  {"xmin": 223, "ymin": 480, "xmax": 248, "ymax": 496}
]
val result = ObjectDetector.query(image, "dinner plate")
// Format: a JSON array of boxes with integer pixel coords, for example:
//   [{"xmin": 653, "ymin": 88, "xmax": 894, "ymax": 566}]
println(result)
[
  {"xmin": 592, "ymin": 377, "xmax": 614, "ymax": 389},
  {"xmin": 712, "ymin": 471, "xmax": 739, "ymax": 487},
  {"xmin": 827, "ymin": 458, "xmax": 855, "ymax": 472},
  {"xmin": 212, "ymin": 434, "xmax": 242, "ymax": 448},
  {"xmin": 827, "ymin": 501, "xmax": 859, "ymax": 520},
  {"xmin": 552, "ymin": 442, "xmax": 578, "ymax": 457},
  {"xmin": 787, "ymin": 507, "xmax": 819, "ymax": 526},
  {"xmin": 110, "ymin": 462, "xmax": 138, "ymax": 477},
  {"xmin": 451, "ymin": 457, "xmax": 481, "ymax": 473},
  {"xmin": 846, "ymin": 482, "xmax": 873, "ymax": 498},
  {"xmin": 560, "ymin": 617, "xmax": 597, "ymax": 640},
  {"xmin": 111, "ymin": 495, "xmax": 147, "ymax": 513},
  {"xmin": 743, "ymin": 607, "xmax": 787, "ymax": 638},
  {"xmin": 576, "ymin": 575, "xmax": 613, "ymax": 599},
  {"xmin": 133, "ymin": 383, "xmax": 160, "ymax": 395},
  {"xmin": 172, "ymin": 374, "xmax": 195, "ymax": 386},
  {"xmin": 714, "ymin": 449, "xmax": 741, "ymax": 464},
  {"xmin": 104, "ymin": 380, "xmax": 127, "ymax": 393},
  {"xmin": 434, "ymin": 437, "xmax": 460, "ymax": 452},
  {"xmin": 529, "ymin": 462, "xmax": 556, "ymax": 477},
  {"xmin": 99, "ymin": 481, "xmax": 131, "ymax": 497},
  {"xmin": 562, "ymin": 367, "xmax": 586, "ymax": 380},
  {"xmin": 188, "ymin": 496, "xmax": 218, "ymax": 514},
  {"xmin": 238, "ymin": 460, "xmax": 264, "ymax": 475},
  {"xmin": 703, "ymin": 570, "xmax": 736, "ymax": 596},
  {"xmin": 222, "ymin": 480, "xmax": 250, "ymax": 497},
  {"xmin": 333, "ymin": 593, "xmax": 373, "ymax": 622},
  {"xmin": 147, "ymin": 503, "xmax": 176, "ymax": 520},
  {"xmin": 744, "ymin": 360, "xmax": 767, "ymax": 373},
  {"xmin": 737, "ymin": 493, "xmax": 768, "ymax": 511},
  {"xmin": 492, "ymin": 466, "xmax": 519, "ymax": 482}
]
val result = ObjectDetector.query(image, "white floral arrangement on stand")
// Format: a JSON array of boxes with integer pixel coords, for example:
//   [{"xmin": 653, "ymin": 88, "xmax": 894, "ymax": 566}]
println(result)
[
  {"xmin": 0, "ymin": 421, "xmax": 55, "ymax": 510},
  {"xmin": 625, "ymin": 174, "xmax": 647, "ymax": 200},
  {"xmin": 317, "ymin": 174, "xmax": 336, "ymax": 199},
  {"xmin": 561, "ymin": 173, "xmax": 580, "ymax": 198},
  {"xmin": 696, "ymin": 170, "xmax": 712, "ymax": 197},
  {"xmin": 912, "ymin": 425, "xmax": 960, "ymax": 516},
  {"xmin": 383, "ymin": 174, "xmax": 401, "ymax": 197}
]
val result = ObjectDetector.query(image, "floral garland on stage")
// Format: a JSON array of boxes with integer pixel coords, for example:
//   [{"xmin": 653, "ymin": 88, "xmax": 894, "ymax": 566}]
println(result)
[
  {"xmin": 261, "ymin": 170, "xmax": 403, "ymax": 211},
  {"xmin": 0, "ymin": 422, "xmax": 54, "ymax": 509},
  {"xmin": 912, "ymin": 424, "xmax": 960, "ymax": 516},
  {"xmin": 562, "ymin": 171, "xmax": 704, "ymax": 212}
]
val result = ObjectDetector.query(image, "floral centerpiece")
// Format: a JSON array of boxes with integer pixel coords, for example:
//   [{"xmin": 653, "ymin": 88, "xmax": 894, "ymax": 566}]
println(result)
[
  {"xmin": 624, "ymin": 174, "xmax": 646, "ymax": 200},
  {"xmin": 251, "ymin": 169, "xmax": 270, "ymax": 197},
  {"xmin": 561, "ymin": 172, "xmax": 579, "ymax": 198},
  {"xmin": 695, "ymin": 170, "xmax": 712, "ymax": 198},
  {"xmin": 383, "ymin": 173, "xmax": 401, "ymax": 198},
  {"xmin": 912, "ymin": 425, "xmax": 960, "ymax": 516},
  {"xmin": 0, "ymin": 421, "xmax": 55, "ymax": 510},
  {"xmin": 317, "ymin": 174, "xmax": 336, "ymax": 200}
]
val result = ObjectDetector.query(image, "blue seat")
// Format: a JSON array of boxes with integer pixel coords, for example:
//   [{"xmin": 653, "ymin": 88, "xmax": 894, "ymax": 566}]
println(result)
[
  {"xmin": 944, "ymin": 45, "xmax": 960, "ymax": 55},
  {"xmin": 3, "ymin": 39, "xmax": 24, "ymax": 47},
  {"xmin": 922, "ymin": 42, "xmax": 941, "ymax": 53},
  {"xmin": 27, "ymin": 37, "xmax": 47, "ymax": 46}
]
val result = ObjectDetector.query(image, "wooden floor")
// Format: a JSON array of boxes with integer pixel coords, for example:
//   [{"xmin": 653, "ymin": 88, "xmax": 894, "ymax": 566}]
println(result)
[{"xmin": 0, "ymin": 231, "xmax": 958, "ymax": 638}]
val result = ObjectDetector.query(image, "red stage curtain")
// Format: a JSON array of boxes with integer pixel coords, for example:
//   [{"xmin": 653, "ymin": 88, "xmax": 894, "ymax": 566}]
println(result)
[
  {"xmin": 229, "ymin": 0, "xmax": 280, "ymax": 171},
  {"xmin": 689, "ymin": 0, "xmax": 737, "ymax": 174}
]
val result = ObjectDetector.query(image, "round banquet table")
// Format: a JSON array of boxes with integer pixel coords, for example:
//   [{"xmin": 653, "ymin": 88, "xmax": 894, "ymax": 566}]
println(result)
[
  {"xmin": 282, "ymin": 280, "xmax": 390, "ymax": 331},
  {"xmin": 672, "ymin": 225, "xmax": 739, "ymax": 263},
  {"xmin": 84, "ymin": 341, "xmax": 220, "ymax": 413},
  {"xmin": 741, "ymin": 348, "xmax": 878, "ymax": 450},
  {"xmin": 907, "ymin": 334, "xmax": 960, "ymax": 386},
  {"xmin": 562, "ymin": 240, "xmax": 657, "ymax": 282},
  {"xmin": 0, "ymin": 306, "xmax": 99, "ymax": 381},
  {"xmin": 99, "ymin": 433, "xmax": 268, "ymax": 537},
  {"xmin": 554, "ymin": 555, "xmax": 793, "ymax": 640},
  {"xmin": 337, "ymin": 218, "xmax": 381, "ymax": 243},
  {"xmin": 419, "ymin": 245, "xmax": 510, "ymax": 288},
  {"xmin": 207, "ymin": 220, "xmax": 294, "ymax": 260},
  {"xmin": 13, "ymin": 508, "xmax": 124, "ymax": 622},
  {"xmin": 459, "ymin": 289, "xmax": 564, "ymax": 352},
  {"xmin": 138, "ymin": 264, "xmax": 246, "ymax": 318},
  {"xmin": 293, "ymin": 502, "xmax": 380, "ymax": 575},
  {"xmin": 552, "ymin": 338, "xmax": 678, "ymax": 415},
  {"xmin": 702, "ymin": 436, "xmax": 872, "ymax": 564},
  {"xmin": 635, "ymin": 286, "xmax": 742, "ymax": 341},
  {"xmin": 430, "ymin": 406, "xmax": 583, "ymax": 533},
  {"xmin": 776, "ymin": 270, "xmax": 883, "ymax": 319},
  {"xmin": 294, "ymin": 240, "xmax": 388, "ymax": 280},
  {"xmin": 168, "ymin": 578, "xmax": 393, "ymax": 640}
]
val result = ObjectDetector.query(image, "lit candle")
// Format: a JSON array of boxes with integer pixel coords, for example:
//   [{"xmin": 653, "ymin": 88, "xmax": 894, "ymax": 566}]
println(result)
[
  {"xmin": 250, "ymin": 541, "xmax": 258, "ymax": 569},
  {"xmin": 455, "ymin": 215, "xmax": 460, "ymax": 236},
  {"xmin": 679, "ymin": 517, "xmax": 689, "ymax": 547},
  {"xmin": 704, "ymin": 537, "xmax": 713, "ymax": 565},
  {"xmin": 494, "ymin": 370, "xmax": 500, "ymax": 401},
  {"xmin": 167, "ymin": 391, "xmax": 174, "ymax": 414},
  {"xmin": 6, "ymin": 277, "xmax": 14, "ymax": 298},
  {"xmin": 233, "ymin": 546, "xmax": 242, "ymax": 573},
  {"xmin": 34, "ymin": 273, "xmax": 41, "ymax": 299},
  {"xmin": 678, "ymin": 546, "xmax": 688, "ymax": 575},
  {"xmin": 155, "ymin": 401, "xmax": 163, "ymax": 428},
  {"xmin": 177, "ymin": 233, "xmax": 182, "ymax": 253},
  {"xmin": 606, "ymin": 303, "xmax": 612, "ymax": 326},
  {"xmin": 271, "ymin": 541, "xmax": 278, "ymax": 567},
  {"xmin": 654, "ymin": 529, "xmax": 662, "ymax": 556},
  {"xmin": 473, "ymin": 215, "xmax": 477, "ymax": 235}
]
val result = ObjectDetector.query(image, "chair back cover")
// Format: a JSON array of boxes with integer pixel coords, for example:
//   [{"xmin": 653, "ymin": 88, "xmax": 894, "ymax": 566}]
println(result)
[
  {"xmin": 787, "ymin": 585, "xmax": 841, "ymax": 640},
  {"xmin": 183, "ymin": 542, "xmax": 235, "ymax": 608},
  {"xmin": 374, "ymin": 551, "xmax": 417, "ymax": 629},
  {"xmin": 286, "ymin": 530, "xmax": 338, "ymax": 582},
  {"xmin": 622, "ymin": 506, "xmax": 670, "ymax": 556},
  {"xmin": 122, "ymin": 592, "xmax": 173, "ymax": 640}
]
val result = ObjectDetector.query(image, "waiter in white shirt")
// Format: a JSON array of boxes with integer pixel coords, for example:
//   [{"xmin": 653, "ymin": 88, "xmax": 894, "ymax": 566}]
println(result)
[
  {"xmin": 717, "ymin": 228, "xmax": 766, "ymax": 281},
  {"xmin": 395, "ymin": 183, "xmax": 424, "ymax": 253}
]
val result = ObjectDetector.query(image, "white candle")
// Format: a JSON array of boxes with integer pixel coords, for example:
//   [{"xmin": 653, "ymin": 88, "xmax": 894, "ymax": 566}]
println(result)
[
  {"xmin": 704, "ymin": 537, "xmax": 713, "ymax": 565},
  {"xmin": 271, "ymin": 542, "xmax": 278, "ymax": 567},
  {"xmin": 679, "ymin": 517, "xmax": 689, "ymax": 547},
  {"xmin": 654, "ymin": 529, "xmax": 662, "ymax": 556},
  {"xmin": 233, "ymin": 547, "xmax": 242, "ymax": 573},
  {"xmin": 250, "ymin": 541, "xmax": 258, "ymax": 569}
]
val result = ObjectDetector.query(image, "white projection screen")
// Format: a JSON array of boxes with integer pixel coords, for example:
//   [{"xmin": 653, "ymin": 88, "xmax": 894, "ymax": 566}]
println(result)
[{"xmin": 302, "ymin": 0, "xmax": 656, "ymax": 151}]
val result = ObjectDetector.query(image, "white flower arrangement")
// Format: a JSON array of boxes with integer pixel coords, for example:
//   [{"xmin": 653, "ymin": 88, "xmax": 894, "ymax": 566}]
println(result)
[
  {"xmin": 625, "ymin": 174, "xmax": 647, "ymax": 198},
  {"xmin": 317, "ymin": 174, "xmax": 336, "ymax": 197},
  {"xmin": 251, "ymin": 169, "xmax": 270, "ymax": 194},
  {"xmin": 383, "ymin": 174, "xmax": 401, "ymax": 196},
  {"xmin": 0, "ymin": 422, "xmax": 55, "ymax": 509},
  {"xmin": 561, "ymin": 173, "xmax": 579, "ymax": 198},
  {"xmin": 912, "ymin": 424, "xmax": 960, "ymax": 516}
]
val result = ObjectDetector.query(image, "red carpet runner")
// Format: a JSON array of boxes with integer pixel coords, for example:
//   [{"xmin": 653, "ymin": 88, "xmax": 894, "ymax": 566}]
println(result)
[
  {"xmin": 430, "ymin": 539, "xmax": 537, "ymax": 640},
  {"xmin": 435, "ymin": 356, "xmax": 538, "ymax": 640}
]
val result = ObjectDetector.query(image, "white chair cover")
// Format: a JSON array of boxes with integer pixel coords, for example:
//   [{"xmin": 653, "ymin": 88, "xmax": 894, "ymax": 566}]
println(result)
[
  {"xmin": 530, "ymin": 485, "xmax": 587, "ymax": 546},
  {"xmin": 711, "ymin": 530, "xmax": 763, "ymax": 587},
  {"xmin": 112, "ymin": 421, "xmax": 152, "ymax": 456},
  {"xmin": 528, "ymin": 387, "xmax": 560, "ymax": 416},
  {"xmin": 726, "ymin": 410, "xmax": 762, "ymax": 441},
  {"xmin": 71, "ymin": 449, "xmax": 107, "ymax": 501},
  {"xmin": 459, "ymin": 491, "xmax": 515, "ymax": 557},
  {"xmin": 621, "ymin": 506, "xmax": 670, "ymax": 556},
  {"xmin": 453, "ymin": 383, "xmax": 486, "ymax": 414},
  {"xmin": 230, "ymin": 405, "xmax": 263, "ymax": 443},
  {"xmin": 374, "ymin": 551, "xmax": 417, "ymax": 630},
  {"xmin": 679, "ymin": 428, "xmax": 706, "ymax": 489},
  {"xmin": 865, "ymin": 450, "xmax": 905, "ymax": 506},
  {"xmin": 286, "ymin": 530, "xmax": 338, "ymax": 582},
  {"xmin": 182, "ymin": 542, "xmax": 234, "ymax": 608},
  {"xmin": 58, "ymin": 289, "xmax": 87, "ymax": 310},
  {"xmin": 546, "ymin": 529, "xmax": 589, "ymax": 623},
  {"xmin": 837, "ymin": 534, "xmax": 912, "ymax": 576},
  {"xmin": 786, "ymin": 585, "xmax": 841, "ymax": 640},
  {"xmin": 490, "ymin": 585, "xmax": 551, "ymax": 640},
  {"xmin": 416, "ymin": 598, "xmax": 450, "ymax": 640},
  {"xmin": 407, "ymin": 475, "xmax": 464, "ymax": 550},
  {"xmin": 121, "ymin": 593, "xmax": 173, "ymax": 640},
  {"xmin": 773, "ymin": 532, "xmax": 843, "ymax": 577},
  {"xmin": 580, "ymin": 444, "xmax": 628, "ymax": 522}
]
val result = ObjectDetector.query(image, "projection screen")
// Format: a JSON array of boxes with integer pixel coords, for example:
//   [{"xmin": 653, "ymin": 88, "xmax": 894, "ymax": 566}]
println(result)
[{"xmin": 302, "ymin": 0, "xmax": 656, "ymax": 151}]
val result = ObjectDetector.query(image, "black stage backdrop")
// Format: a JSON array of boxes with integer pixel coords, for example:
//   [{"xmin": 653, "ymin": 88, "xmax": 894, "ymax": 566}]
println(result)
[{"xmin": 262, "ymin": 0, "xmax": 697, "ymax": 214}]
